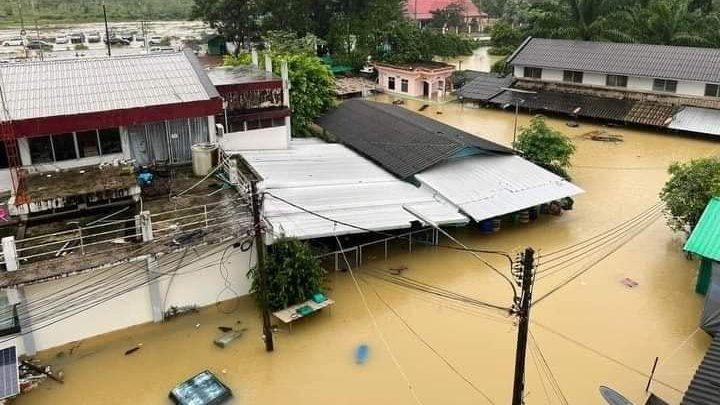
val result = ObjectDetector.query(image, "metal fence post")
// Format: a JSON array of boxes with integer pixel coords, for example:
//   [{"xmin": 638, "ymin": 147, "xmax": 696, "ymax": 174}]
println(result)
[{"xmin": 140, "ymin": 211, "xmax": 154, "ymax": 242}]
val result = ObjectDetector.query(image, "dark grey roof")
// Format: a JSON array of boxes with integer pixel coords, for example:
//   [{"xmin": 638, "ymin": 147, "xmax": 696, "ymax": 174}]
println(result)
[
  {"xmin": 457, "ymin": 73, "xmax": 515, "ymax": 101},
  {"xmin": 508, "ymin": 38, "xmax": 720, "ymax": 83},
  {"xmin": 317, "ymin": 100, "xmax": 513, "ymax": 179},
  {"xmin": 490, "ymin": 89, "xmax": 633, "ymax": 122},
  {"xmin": 682, "ymin": 335, "xmax": 720, "ymax": 405}
]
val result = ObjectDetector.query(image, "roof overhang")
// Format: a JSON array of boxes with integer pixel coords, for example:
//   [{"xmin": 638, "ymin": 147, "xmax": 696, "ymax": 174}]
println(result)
[{"xmin": 215, "ymin": 80, "xmax": 283, "ymax": 95}]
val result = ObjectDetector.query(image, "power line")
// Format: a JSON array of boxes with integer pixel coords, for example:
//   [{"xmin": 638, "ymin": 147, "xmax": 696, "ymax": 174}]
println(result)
[
  {"xmin": 363, "ymin": 279, "xmax": 496, "ymax": 404},
  {"xmin": 529, "ymin": 331, "xmax": 569, "ymax": 405},
  {"xmin": 333, "ymin": 231, "xmax": 424, "ymax": 405}
]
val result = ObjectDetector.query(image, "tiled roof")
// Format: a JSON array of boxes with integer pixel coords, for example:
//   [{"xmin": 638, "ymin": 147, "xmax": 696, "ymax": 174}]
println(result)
[
  {"xmin": 405, "ymin": 0, "xmax": 483, "ymax": 20},
  {"xmin": 624, "ymin": 102, "xmax": 674, "ymax": 127},
  {"xmin": 685, "ymin": 198, "xmax": 720, "ymax": 262},
  {"xmin": 508, "ymin": 38, "xmax": 720, "ymax": 83},
  {"xmin": 457, "ymin": 73, "xmax": 514, "ymax": 101},
  {"xmin": 681, "ymin": 335, "xmax": 720, "ymax": 405},
  {"xmin": 317, "ymin": 100, "xmax": 513, "ymax": 179},
  {"xmin": 0, "ymin": 49, "xmax": 219, "ymax": 122}
]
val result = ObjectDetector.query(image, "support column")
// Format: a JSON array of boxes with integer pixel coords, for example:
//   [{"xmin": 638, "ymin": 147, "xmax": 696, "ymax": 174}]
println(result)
[
  {"xmin": 2, "ymin": 237, "xmax": 37, "ymax": 355},
  {"xmin": 146, "ymin": 256, "xmax": 164, "ymax": 322}
]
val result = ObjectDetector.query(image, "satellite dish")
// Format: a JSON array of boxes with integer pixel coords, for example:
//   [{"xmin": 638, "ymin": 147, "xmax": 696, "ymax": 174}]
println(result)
[{"xmin": 599, "ymin": 386, "xmax": 634, "ymax": 405}]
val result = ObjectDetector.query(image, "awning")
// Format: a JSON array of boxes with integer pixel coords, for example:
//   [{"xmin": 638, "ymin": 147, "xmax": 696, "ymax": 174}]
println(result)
[
  {"xmin": 415, "ymin": 155, "xmax": 584, "ymax": 222},
  {"xmin": 670, "ymin": 107, "xmax": 720, "ymax": 137}
]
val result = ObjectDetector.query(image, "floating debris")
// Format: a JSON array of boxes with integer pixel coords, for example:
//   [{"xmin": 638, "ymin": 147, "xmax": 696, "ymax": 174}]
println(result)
[
  {"xmin": 124, "ymin": 345, "xmax": 142, "ymax": 356},
  {"xmin": 355, "ymin": 344, "xmax": 370, "ymax": 364},
  {"xmin": 389, "ymin": 265, "xmax": 408, "ymax": 276},
  {"xmin": 218, "ymin": 326, "xmax": 233, "ymax": 333},
  {"xmin": 418, "ymin": 104, "xmax": 429, "ymax": 112},
  {"xmin": 621, "ymin": 278, "xmax": 639, "ymax": 288},
  {"xmin": 163, "ymin": 305, "xmax": 198, "ymax": 320},
  {"xmin": 581, "ymin": 130, "xmax": 624, "ymax": 143}
]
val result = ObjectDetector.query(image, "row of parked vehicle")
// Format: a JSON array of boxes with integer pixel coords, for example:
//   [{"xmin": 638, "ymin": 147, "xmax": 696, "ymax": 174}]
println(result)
[{"xmin": 2, "ymin": 32, "xmax": 164, "ymax": 48}]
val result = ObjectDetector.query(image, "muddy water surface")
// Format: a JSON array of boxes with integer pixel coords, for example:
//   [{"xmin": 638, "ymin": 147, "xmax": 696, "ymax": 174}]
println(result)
[{"xmin": 17, "ymin": 101, "xmax": 717, "ymax": 404}]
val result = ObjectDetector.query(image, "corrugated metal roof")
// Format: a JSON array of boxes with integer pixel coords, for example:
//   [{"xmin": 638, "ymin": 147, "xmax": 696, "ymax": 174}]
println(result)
[
  {"xmin": 415, "ymin": 155, "xmax": 584, "ymax": 222},
  {"xmin": 508, "ymin": 38, "xmax": 720, "ymax": 83},
  {"xmin": 681, "ymin": 335, "xmax": 720, "ymax": 405},
  {"xmin": 317, "ymin": 100, "xmax": 513, "ymax": 179},
  {"xmin": 457, "ymin": 73, "xmax": 515, "ymax": 101},
  {"xmin": 670, "ymin": 107, "xmax": 720, "ymax": 137},
  {"xmin": 685, "ymin": 198, "xmax": 720, "ymax": 261},
  {"xmin": 0, "ymin": 50, "xmax": 218, "ymax": 122},
  {"xmin": 238, "ymin": 140, "xmax": 468, "ymax": 240},
  {"xmin": 490, "ymin": 89, "xmax": 632, "ymax": 122},
  {"xmin": 206, "ymin": 65, "xmax": 280, "ymax": 86}
]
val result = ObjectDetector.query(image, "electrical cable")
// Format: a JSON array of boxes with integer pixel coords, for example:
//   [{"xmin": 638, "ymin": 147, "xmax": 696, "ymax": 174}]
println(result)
[
  {"xmin": 529, "ymin": 331, "xmax": 569, "ymax": 405},
  {"xmin": 333, "ymin": 229, "xmax": 424, "ymax": 405},
  {"xmin": 363, "ymin": 278, "xmax": 496, "ymax": 404}
]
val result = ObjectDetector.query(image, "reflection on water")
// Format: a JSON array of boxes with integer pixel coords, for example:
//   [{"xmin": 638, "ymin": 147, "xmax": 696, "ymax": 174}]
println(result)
[
  {"xmin": 17, "ymin": 100, "xmax": 718, "ymax": 405},
  {"xmin": 438, "ymin": 47, "xmax": 505, "ymax": 72}
]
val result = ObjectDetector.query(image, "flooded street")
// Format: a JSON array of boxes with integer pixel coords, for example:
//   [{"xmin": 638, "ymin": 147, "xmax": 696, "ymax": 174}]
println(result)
[
  {"xmin": 439, "ymin": 47, "xmax": 504, "ymax": 72},
  {"xmin": 15, "ymin": 101, "xmax": 717, "ymax": 404}
]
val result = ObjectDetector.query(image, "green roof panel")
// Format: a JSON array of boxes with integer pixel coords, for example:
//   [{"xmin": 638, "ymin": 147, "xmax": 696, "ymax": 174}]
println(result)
[{"xmin": 685, "ymin": 197, "xmax": 720, "ymax": 261}]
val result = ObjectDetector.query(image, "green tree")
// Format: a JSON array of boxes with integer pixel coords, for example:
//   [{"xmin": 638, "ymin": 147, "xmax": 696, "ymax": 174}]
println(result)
[
  {"xmin": 192, "ymin": 0, "xmax": 260, "ymax": 54},
  {"xmin": 514, "ymin": 115, "xmax": 576, "ymax": 179},
  {"xmin": 247, "ymin": 238, "xmax": 327, "ymax": 311},
  {"xmin": 429, "ymin": 2, "xmax": 467, "ymax": 30},
  {"xmin": 525, "ymin": 0, "xmax": 635, "ymax": 42},
  {"xmin": 489, "ymin": 20, "xmax": 523, "ymax": 55},
  {"xmin": 225, "ymin": 46, "xmax": 335, "ymax": 136},
  {"xmin": 660, "ymin": 158, "xmax": 720, "ymax": 234},
  {"xmin": 631, "ymin": 0, "xmax": 707, "ymax": 46}
]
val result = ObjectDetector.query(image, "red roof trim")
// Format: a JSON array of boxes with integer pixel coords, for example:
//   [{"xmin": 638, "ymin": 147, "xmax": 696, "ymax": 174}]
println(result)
[
  {"xmin": 12, "ymin": 99, "xmax": 223, "ymax": 138},
  {"xmin": 226, "ymin": 108, "xmax": 291, "ymax": 121}
]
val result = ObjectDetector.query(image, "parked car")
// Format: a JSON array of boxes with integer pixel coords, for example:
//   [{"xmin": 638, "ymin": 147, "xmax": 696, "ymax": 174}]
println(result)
[
  {"xmin": 119, "ymin": 32, "xmax": 134, "ymax": 42},
  {"xmin": 150, "ymin": 46, "xmax": 174, "ymax": 53},
  {"xmin": 148, "ymin": 35, "xmax": 163, "ymax": 45},
  {"xmin": 54, "ymin": 35, "xmax": 69, "ymax": 45},
  {"xmin": 27, "ymin": 40, "xmax": 53, "ymax": 50},
  {"xmin": 105, "ymin": 36, "xmax": 131, "ymax": 46},
  {"xmin": 2, "ymin": 37, "xmax": 25, "ymax": 47},
  {"xmin": 87, "ymin": 32, "xmax": 101, "ymax": 43},
  {"xmin": 69, "ymin": 32, "xmax": 85, "ymax": 44},
  {"xmin": 135, "ymin": 34, "xmax": 145, "ymax": 43}
]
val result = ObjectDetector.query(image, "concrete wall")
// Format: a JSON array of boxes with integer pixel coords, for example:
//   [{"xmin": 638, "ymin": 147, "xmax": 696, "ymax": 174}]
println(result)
[
  {"xmin": 377, "ymin": 69, "xmax": 450, "ymax": 98},
  {"xmin": 5, "ymin": 242, "xmax": 254, "ymax": 355},
  {"xmin": 219, "ymin": 125, "xmax": 288, "ymax": 151},
  {"xmin": 513, "ymin": 64, "xmax": 710, "ymax": 97}
]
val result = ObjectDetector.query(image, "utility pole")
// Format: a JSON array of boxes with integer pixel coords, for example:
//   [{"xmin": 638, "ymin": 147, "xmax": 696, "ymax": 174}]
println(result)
[
  {"xmin": 511, "ymin": 247, "xmax": 535, "ymax": 405},
  {"xmin": 250, "ymin": 180, "xmax": 274, "ymax": 352},
  {"xmin": 103, "ymin": 3, "xmax": 111, "ymax": 57}
]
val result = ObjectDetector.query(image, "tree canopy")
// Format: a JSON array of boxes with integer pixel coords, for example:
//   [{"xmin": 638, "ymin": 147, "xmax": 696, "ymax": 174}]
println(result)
[
  {"xmin": 514, "ymin": 115, "xmax": 576, "ymax": 179},
  {"xmin": 660, "ymin": 158, "xmax": 720, "ymax": 234}
]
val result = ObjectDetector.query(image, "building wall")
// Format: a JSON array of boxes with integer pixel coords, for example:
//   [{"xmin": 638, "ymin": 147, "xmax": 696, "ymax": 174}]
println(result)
[
  {"xmin": 219, "ymin": 125, "xmax": 288, "ymax": 151},
  {"xmin": 6, "ymin": 241, "xmax": 254, "ymax": 355},
  {"xmin": 513, "ymin": 64, "xmax": 711, "ymax": 97},
  {"xmin": 377, "ymin": 68, "xmax": 452, "ymax": 98}
]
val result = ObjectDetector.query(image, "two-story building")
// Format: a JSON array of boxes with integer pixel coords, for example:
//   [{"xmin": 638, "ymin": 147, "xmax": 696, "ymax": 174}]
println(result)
[{"xmin": 459, "ymin": 38, "xmax": 720, "ymax": 137}]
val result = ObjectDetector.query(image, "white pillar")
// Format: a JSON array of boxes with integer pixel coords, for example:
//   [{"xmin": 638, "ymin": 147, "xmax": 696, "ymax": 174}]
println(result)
[
  {"xmin": 2, "ymin": 237, "xmax": 18, "ymax": 272},
  {"xmin": 137, "ymin": 211, "xmax": 153, "ymax": 242},
  {"xmin": 265, "ymin": 54, "xmax": 273, "ymax": 73},
  {"xmin": 281, "ymin": 60, "xmax": 292, "ymax": 142},
  {"xmin": 251, "ymin": 48, "xmax": 259, "ymax": 67},
  {"xmin": 146, "ymin": 256, "xmax": 164, "ymax": 322},
  {"xmin": 207, "ymin": 115, "xmax": 217, "ymax": 144}
]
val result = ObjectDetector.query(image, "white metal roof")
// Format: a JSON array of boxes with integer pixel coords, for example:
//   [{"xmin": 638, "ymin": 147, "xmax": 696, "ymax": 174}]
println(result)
[
  {"xmin": 415, "ymin": 155, "xmax": 584, "ymax": 223},
  {"xmin": 669, "ymin": 107, "xmax": 720, "ymax": 137},
  {"xmin": 0, "ymin": 50, "xmax": 218, "ymax": 122},
  {"xmin": 237, "ymin": 140, "xmax": 468, "ymax": 240}
]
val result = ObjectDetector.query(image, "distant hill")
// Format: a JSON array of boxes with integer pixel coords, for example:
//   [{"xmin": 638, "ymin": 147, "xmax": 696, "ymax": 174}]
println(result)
[{"xmin": 1, "ymin": 0, "xmax": 195, "ymax": 26}]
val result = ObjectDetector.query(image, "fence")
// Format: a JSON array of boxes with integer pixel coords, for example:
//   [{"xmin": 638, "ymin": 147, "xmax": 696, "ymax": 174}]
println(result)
[
  {"xmin": 316, "ymin": 227, "xmax": 439, "ymax": 271},
  {"xmin": 3, "ymin": 198, "xmax": 251, "ymax": 270}
]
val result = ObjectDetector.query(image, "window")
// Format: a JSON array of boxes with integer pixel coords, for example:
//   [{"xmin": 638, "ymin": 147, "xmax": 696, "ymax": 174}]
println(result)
[
  {"xmin": 388, "ymin": 76, "xmax": 396, "ymax": 90},
  {"xmin": 77, "ymin": 130, "xmax": 100, "ymax": 157},
  {"xmin": 99, "ymin": 128, "xmax": 122, "ymax": 154},
  {"xmin": 523, "ymin": 67, "xmax": 542, "ymax": 79},
  {"xmin": 606, "ymin": 75, "xmax": 628, "ymax": 88},
  {"xmin": 29, "ymin": 137, "xmax": 53, "ymax": 163},
  {"xmin": 401, "ymin": 79, "xmax": 409, "ymax": 93},
  {"xmin": 653, "ymin": 79, "xmax": 677, "ymax": 93},
  {"xmin": 52, "ymin": 133, "xmax": 77, "ymax": 161},
  {"xmin": 705, "ymin": 83, "xmax": 720, "ymax": 97},
  {"xmin": 563, "ymin": 70, "xmax": 584, "ymax": 83}
]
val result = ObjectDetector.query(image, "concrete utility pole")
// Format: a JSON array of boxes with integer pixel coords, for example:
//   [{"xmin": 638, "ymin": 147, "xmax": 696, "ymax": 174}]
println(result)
[
  {"xmin": 250, "ymin": 180, "xmax": 274, "ymax": 352},
  {"xmin": 103, "ymin": 3, "xmax": 111, "ymax": 57},
  {"xmin": 511, "ymin": 248, "xmax": 535, "ymax": 405}
]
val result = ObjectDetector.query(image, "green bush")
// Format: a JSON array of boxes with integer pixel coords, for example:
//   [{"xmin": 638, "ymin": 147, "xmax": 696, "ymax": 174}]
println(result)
[
  {"xmin": 660, "ymin": 158, "xmax": 720, "ymax": 234},
  {"xmin": 514, "ymin": 115, "xmax": 576, "ymax": 180},
  {"xmin": 247, "ymin": 238, "xmax": 327, "ymax": 311}
]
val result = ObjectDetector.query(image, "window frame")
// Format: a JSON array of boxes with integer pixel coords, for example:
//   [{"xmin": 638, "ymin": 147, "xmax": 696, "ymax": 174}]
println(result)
[
  {"xmin": 523, "ymin": 67, "xmax": 542, "ymax": 79},
  {"xmin": 562, "ymin": 70, "xmax": 584, "ymax": 83},
  {"xmin": 388, "ymin": 76, "xmax": 396, "ymax": 90},
  {"xmin": 705, "ymin": 83, "xmax": 720, "ymax": 97},
  {"xmin": 653, "ymin": 78, "xmax": 678, "ymax": 93},
  {"xmin": 400, "ymin": 79, "xmax": 409, "ymax": 93},
  {"xmin": 606, "ymin": 74, "xmax": 628, "ymax": 88},
  {"xmin": 28, "ymin": 128, "xmax": 124, "ymax": 165}
]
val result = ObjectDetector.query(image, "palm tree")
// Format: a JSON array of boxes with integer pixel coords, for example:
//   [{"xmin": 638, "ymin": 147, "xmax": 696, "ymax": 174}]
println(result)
[
  {"xmin": 633, "ymin": 0, "xmax": 707, "ymax": 46},
  {"xmin": 527, "ymin": 0, "xmax": 635, "ymax": 42}
]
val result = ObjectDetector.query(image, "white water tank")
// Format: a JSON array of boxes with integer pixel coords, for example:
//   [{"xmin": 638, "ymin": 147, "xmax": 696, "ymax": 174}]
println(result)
[{"xmin": 191, "ymin": 143, "xmax": 219, "ymax": 177}]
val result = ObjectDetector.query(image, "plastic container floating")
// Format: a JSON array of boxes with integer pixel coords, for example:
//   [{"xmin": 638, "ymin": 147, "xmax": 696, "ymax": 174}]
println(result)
[
  {"xmin": 492, "ymin": 218, "xmax": 502, "ymax": 232},
  {"xmin": 479, "ymin": 220, "xmax": 494, "ymax": 233},
  {"xmin": 519, "ymin": 211, "xmax": 530, "ymax": 224},
  {"xmin": 355, "ymin": 344, "xmax": 370, "ymax": 364}
]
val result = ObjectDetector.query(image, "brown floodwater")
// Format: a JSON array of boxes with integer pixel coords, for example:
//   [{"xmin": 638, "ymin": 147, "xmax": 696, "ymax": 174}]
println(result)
[{"xmin": 16, "ymin": 100, "xmax": 718, "ymax": 404}]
